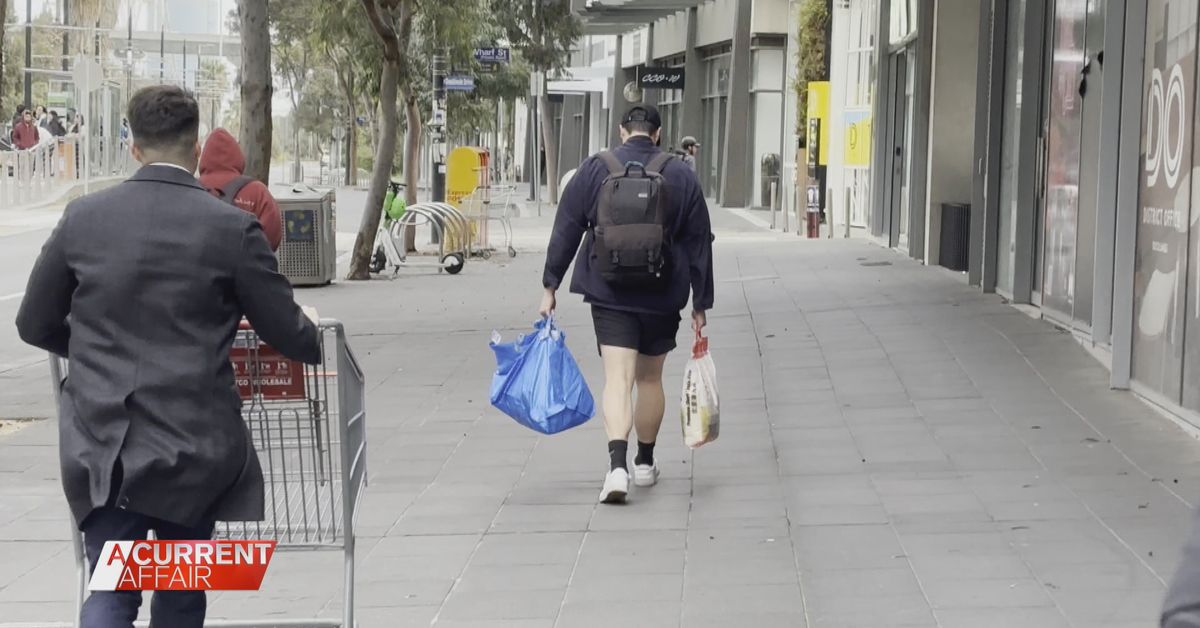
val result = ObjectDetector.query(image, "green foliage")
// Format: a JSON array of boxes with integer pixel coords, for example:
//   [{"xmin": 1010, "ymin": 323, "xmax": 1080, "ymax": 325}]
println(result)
[
  {"xmin": 3, "ymin": 7, "xmax": 68, "ymax": 114},
  {"xmin": 793, "ymin": 0, "xmax": 829, "ymax": 140},
  {"xmin": 489, "ymin": 0, "xmax": 580, "ymax": 73}
]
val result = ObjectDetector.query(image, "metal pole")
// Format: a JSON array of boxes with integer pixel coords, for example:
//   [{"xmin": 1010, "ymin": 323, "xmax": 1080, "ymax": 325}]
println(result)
[
  {"xmin": 126, "ymin": 7, "xmax": 133, "ymax": 98},
  {"xmin": 61, "ymin": 0, "xmax": 70, "ymax": 71},
  {"xmin": 534, "ymin": 0, "xmax": 542, "ymax": 217},
  {"xmin": 430, "ymin": 52, "xmax": 448, "ymax": 244},
  {"xmin": 159, "ymin": 29, "xmax": 164, "ymax": 83},
  {"xmin": 431, "ymin": 53, "xmax": 447, "ymax": 203},
  {"xmin": 24, "ymin": 0, "xmax": 33, "ymax": 107},
  {"xmin": 777, "ymin": 182, "xmax": 785, "ymax": 233},
  {"xmin": 770, "ymin": 181, "xmax": 777, "ymax": 230},
  {"xmin": 533, "ymin": 96, "xmax": 541, "ymax": 216}
]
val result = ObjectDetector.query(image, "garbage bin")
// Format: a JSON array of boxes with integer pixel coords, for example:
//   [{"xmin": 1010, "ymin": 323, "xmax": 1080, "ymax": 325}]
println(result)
[
  {"xmin": 273, "ymin": 183, "xmax": 337, "ymax": 286},
  {"xmin": 939, "ymin": 202, "xmax": 970, "ymax": 272},
  {"xmin": 760, "ymin": 153, "xmax": 781, "ymax": 209}
]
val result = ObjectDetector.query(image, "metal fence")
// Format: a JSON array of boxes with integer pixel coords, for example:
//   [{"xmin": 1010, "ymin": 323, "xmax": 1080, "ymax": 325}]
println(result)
[{"xmin": 0, "ymin": 135, "xmax": 137, "ymax": 208}]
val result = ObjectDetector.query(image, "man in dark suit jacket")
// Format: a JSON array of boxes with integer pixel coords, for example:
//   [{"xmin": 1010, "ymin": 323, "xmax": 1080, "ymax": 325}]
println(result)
[{"xmin": 15, "ymin": 85, "xmax": 321, "ymax": 628}]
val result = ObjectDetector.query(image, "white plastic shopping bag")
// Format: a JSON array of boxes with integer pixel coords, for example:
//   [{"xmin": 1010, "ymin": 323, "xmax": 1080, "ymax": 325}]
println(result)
[{"xmin": 681, "ymin": 332, "xmax": 719, "ymax": 448}]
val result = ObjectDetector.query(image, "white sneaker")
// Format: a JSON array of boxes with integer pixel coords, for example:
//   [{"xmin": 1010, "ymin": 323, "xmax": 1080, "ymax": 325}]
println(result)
[
  {"xmin": 599, "ymin": 468, "xmax": 630, "ymax": 504},
  {"xmin": 633, "ymin": 463, "xmax": 660, "ymax": 487}
]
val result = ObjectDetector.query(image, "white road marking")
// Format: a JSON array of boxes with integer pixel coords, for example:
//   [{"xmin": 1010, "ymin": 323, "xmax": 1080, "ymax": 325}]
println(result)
[{"xmin": 0, "ymin": 292, "xmax": 25, "ymax": 303}]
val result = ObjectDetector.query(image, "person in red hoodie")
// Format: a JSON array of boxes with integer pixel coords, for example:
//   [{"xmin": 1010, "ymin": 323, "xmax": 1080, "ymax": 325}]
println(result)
[
  {"xmin": 198, "ymin": 128, "xmax": 282, "ymax": 251},
  {"xmin": 11, "ymin": 108, "xmax": 39, "ymax": 150}
]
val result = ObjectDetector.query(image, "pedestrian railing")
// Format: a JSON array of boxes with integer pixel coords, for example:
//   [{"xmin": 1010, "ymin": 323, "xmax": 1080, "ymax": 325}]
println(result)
[
  {"xmin": 0, "ymin": 141, "xmax": 59, "ymax": 207},
  {"xmin": 0, "ymin": 136, "xmax": 137, "ymax": 208}
]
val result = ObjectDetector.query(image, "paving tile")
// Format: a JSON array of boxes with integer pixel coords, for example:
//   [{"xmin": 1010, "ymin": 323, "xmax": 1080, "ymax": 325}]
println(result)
[
  {"xmin": 801, "ymin": 567, "xmax": 923, "ymax": 599},
  {"xmin": 556, "ymin": 600, "xmax": 681, "ymax": 628},
  {"xmin": 921, "ymin": 577, "xmax": 1056, "ymax": 609},
  {"xmin": 435, "ymin": 589, "xmax": 564, "ymax": 621},
  {"xmin": 935, "ymin": 606, "xmax": 1071, "ymax": 628}
]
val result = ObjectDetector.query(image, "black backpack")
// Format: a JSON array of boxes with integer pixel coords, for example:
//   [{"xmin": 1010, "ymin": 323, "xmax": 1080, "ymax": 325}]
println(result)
[
  {"xmin": 592, "ymin": 150, "xmax": 674, "ymax": 288},
  {"xmin": 213, "ymin": 175, "xmax": 255, "ymax": 206}
]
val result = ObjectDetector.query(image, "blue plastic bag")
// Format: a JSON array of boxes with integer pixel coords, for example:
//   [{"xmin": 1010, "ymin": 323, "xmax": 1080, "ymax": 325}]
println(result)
[{"xmin": 490, "ymin": 317, "xmax": 595, "ymax": 434}]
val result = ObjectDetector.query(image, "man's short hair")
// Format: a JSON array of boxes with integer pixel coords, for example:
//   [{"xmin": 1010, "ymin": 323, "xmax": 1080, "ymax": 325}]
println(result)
[
  {"xmin": 621, "ymin": 104, "xmax": 662, "ymax": 135},
  {"xmin": 127, "ymin": 85, "xmax": 200, "ymax": 154}
]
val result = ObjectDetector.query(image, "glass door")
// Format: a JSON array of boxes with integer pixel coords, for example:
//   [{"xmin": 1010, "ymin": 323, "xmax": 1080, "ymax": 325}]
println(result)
[
  {"xmin": 888, "ymin": 50, "xmax": 912, "ymax": 249},
  {"xmin": 1031, "ymin": 0, "xmax": 1055, "ymax": 306},
  {"xmin": 1040, "ymin": 0, "xmax": 1088, "ymax": 322}
]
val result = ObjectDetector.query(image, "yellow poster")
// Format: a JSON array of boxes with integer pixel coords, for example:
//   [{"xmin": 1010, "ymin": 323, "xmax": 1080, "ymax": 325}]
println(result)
[
  {"xmin": 844, "ymin": 110, "xmax": 872, "ymax": 167},
  {"xmin": 806, "ymin": 81, "xmax": 831, "ymax": 166}
]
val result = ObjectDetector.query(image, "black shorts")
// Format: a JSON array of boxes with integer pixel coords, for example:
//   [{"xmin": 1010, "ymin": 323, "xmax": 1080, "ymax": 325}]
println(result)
[{"xmin": 590, "ymin": 305, "xmax": 681, "ymax": 357}]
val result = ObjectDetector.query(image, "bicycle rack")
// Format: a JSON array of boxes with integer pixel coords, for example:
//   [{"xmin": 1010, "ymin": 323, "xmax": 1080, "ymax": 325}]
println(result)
[{"xmin": 372, "ymin": 202, "xmax": 471, "ymax": 275}]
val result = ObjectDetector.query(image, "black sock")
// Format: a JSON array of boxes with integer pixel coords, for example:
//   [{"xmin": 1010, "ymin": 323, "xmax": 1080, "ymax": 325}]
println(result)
[
  {"xmin": 608, "ymin": 440, "xmax": 628, "ymax": 471},
  {"xmin": 635, "ymin": 441, "xmax": 656, "ymax": 466}
]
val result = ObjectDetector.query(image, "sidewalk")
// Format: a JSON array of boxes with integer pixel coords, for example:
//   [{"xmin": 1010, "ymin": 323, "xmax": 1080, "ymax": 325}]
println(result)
[{"xmin": 0, "ymin": 205, "xmax": 1194, "ymax": 627}]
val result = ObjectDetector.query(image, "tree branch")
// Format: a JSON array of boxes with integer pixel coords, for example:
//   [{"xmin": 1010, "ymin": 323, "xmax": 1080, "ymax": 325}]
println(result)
[{"xmin": 361, "ymin": 0, "xmax": 402, "ymax": 62}]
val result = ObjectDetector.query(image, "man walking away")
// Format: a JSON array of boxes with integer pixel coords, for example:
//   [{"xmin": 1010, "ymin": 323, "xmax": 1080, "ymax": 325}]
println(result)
[
  {"xmin": 15, "ymin": 85, "xmax": 322, "ymax": 628},
  {"xmin": 12, "ymin": 108, "xmax": 38, "ymax": 150},
  {"xmin": 540, "ymin": 104, "xmax": 715, "ymax": 504},
  {"xmin": 679, "ymin": 136, "xmax": 700, "ymax": 173},
  {"xmin": 199, "ymin": 127, "xmax": 282, "ymax": 251}
]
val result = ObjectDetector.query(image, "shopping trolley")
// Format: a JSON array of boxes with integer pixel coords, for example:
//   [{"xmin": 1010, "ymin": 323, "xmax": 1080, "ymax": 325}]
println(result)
[
  {"xmin": 460, "ymin": 184, "xmax": 518, "ymax": 259},
  {"xmin": 51, "ymin": 319, "xmax": 367, "ymax": 628}
]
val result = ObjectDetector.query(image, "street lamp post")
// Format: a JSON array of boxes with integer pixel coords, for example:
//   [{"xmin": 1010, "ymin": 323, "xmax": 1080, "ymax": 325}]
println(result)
[
  {"xmin": 430, "ymin": 52, "xmax": 448, "ymax": 244},
  {"xmin": 24, "ymin": 0, "xmax": 32, "ymax": 107}
]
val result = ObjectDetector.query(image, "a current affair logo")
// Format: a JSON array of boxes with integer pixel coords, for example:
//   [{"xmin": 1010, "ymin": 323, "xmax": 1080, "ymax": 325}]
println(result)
[{"xmin": 88, "ymin": 540, "xmax": 277, "ymax": 591}]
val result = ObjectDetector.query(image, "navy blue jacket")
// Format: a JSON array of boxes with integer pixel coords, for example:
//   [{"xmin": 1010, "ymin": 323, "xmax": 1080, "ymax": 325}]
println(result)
[{"xmin": 543, "ymin": 136, "xmax": 715, "ymax": 315}]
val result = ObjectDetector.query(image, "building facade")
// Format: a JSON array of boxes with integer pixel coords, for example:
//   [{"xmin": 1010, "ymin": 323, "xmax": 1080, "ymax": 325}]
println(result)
[
  {"xmin": 551, "ymin": 0, "xmax": 791, "ymax": 210},
  {"xmin": 555, "ymin": 0, "xmax": 1200, "ymax": 427},
  {"xmin": 807, "ymin": 0, "xmax": 1200, "ymax": 427}
]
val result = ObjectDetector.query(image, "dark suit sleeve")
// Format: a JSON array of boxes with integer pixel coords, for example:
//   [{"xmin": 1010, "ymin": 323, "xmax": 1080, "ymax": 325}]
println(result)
[
  {"xmin": 16, "ymin": 208, "xmax": 76, "ymax": 356},
  {"xmin": 683, "ymin": 176, "xmax": 715, "ymax": 312},
  {"xmin": 233, "ymin": 217, "xmax": 322, "ymax": 364},
  {"xmin": 543, "ymin": 159, "xmax": 594, "ymax": 290}
]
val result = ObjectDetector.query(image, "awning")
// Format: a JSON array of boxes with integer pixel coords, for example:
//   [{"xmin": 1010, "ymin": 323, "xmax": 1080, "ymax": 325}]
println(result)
[{"xmin": 571, "ymin": 0, "xmax": 708, "ymax": 36}]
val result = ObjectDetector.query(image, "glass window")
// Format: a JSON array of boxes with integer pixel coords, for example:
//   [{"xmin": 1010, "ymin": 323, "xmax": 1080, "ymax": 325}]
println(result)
[
  {"xmin": 752, "ymin": 49, "xmax": 785, "ymax": 92},
  {"xmin": 889, "ymin": 0, "xmax": 918, "ymax": 44},
  {"xmin": 843, "ymin": 0, "xmax": 877, "ymax": 228}
]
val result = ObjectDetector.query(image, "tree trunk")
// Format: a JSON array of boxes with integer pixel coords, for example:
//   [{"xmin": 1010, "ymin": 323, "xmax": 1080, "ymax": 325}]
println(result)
[
  {"xmin": 511, "ymin": 99, "xmax": 520, "ymax": 181},
  {"xmin": 345, "ymin": 119, "xmax": 357, "ymax": 187},
  {"xmin": 237, "ymin": 0, "xmax": 272, "ymax": 183},
  {"xmin": 538, "ymin": 94, "xmax": 560, "ymax": 204},
  {"xmin": 402, "ymin": 93, "xmax": 421, "ymax": 252},
  {"xmin": 344, "ymin": 77, "xmax": 357, "ymax": 186},
  {"xmin": 347, "ymin": 59, "xmax": 400, "ymax": 280}
]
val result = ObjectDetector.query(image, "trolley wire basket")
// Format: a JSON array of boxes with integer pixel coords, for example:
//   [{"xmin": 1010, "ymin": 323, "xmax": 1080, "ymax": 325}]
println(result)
[
  {"xmin": 49, "ymin": 319, "xmax": 367, "ymax": 628},
  {"xmin": 460, "ymin": 184, "xmax": 518, "ymax": 259}
]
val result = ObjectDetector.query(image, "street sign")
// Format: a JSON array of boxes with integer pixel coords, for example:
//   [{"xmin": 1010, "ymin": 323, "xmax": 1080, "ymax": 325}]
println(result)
[
  {"xmin": 530, "ymin": 71, "xmax": 545, "ymax": 97},
  {"xmin": 445, "ymin": 75, "xmax": 475, "ymax": 92},
  {"xmin": 473, "ymin": 47, "xmax": 511, "ymax": 64},
  {"xmin": 638, "ymin": 67, "xmax": 685, "ymax": 90},
  {"xmin": 71, "ymin": 55, "xmax": 105, "ymax": 93}
]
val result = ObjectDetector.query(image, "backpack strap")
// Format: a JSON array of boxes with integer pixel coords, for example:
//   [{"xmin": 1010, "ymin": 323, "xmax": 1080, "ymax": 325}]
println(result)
[
  {"xmin": 597, "ymin": 151, "xmax": 625, "ymax": 177},
  {"xmin": 216, "ymin": 175, "xmax": 256, "ymax": 205},
  {"xmin": 645, "ymin": 152, "xmax": 674, "ymax": 175}
]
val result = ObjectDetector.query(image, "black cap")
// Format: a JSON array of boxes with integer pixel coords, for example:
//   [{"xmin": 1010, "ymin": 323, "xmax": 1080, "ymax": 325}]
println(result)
[{"xmin": 621, "ymin": 103, "xmax": 662, "ymax": 130}]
